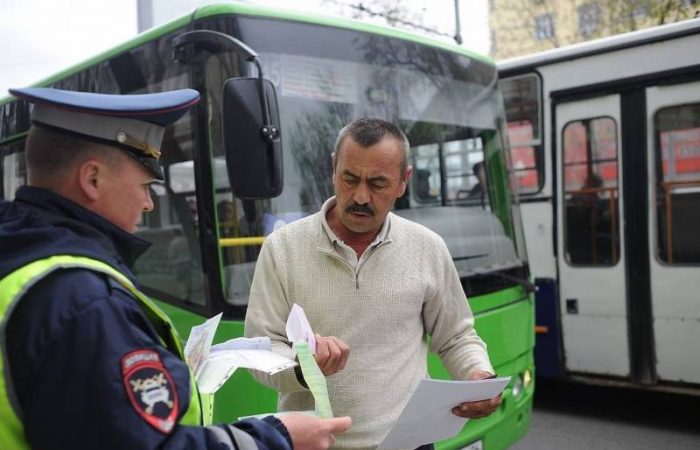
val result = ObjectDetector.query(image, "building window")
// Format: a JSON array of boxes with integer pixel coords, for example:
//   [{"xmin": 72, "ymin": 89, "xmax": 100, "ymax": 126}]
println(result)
[
  {"xmin": 578, "ymin": 3, "xmax": 600, "ymax": 38},
  {"xmin": 630, "ymin": 3, "xmax": 648, "ymax": 20},
  {"xmin": 534, "ymin": 14, "xmax": 555, "ymax": 40}
]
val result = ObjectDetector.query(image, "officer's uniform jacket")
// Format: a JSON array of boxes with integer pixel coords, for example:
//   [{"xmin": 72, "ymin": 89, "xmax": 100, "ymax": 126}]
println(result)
[{"xmin": 0, "ymin": 186, "xmax": 292, "ymax": 450}]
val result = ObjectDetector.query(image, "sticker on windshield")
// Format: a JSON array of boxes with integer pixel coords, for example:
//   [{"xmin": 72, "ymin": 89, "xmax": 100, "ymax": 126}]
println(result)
[{"xmin": 280, "ymin": 54, "xmax": 357, "ymax": 103}]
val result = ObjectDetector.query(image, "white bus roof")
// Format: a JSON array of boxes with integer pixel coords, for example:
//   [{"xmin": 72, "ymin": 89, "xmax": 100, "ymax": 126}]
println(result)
[{"xmin": 498, "ymin": 18, "xmax": 700, "ymax": 73}]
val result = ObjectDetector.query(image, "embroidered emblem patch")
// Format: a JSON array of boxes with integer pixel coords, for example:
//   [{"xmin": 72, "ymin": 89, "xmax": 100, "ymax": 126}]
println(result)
[{"xmin": 121, "ymin": 349, "xmax": 179, "ymax": 433}]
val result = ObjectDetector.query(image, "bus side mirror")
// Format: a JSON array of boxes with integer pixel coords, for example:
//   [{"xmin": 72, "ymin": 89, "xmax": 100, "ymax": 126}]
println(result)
[{"xmin": 222, "ymin": 77, "xmax": 283, "ymax": 199}]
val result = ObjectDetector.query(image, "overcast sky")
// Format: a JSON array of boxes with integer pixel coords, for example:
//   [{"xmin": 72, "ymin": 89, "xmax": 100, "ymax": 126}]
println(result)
[{"xmin": 0, "ymin": 0, "xmax": 490, "ymax": 96}]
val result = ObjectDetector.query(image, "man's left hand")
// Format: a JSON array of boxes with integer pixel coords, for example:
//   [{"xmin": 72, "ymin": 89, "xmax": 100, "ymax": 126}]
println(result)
[
  {"xmin": 314, "ymin": 334, "xmax": 350, "ymax": 376},
  {"xmin": 451, "ymin": 370, "xmax": 502, "ymax": 419}
]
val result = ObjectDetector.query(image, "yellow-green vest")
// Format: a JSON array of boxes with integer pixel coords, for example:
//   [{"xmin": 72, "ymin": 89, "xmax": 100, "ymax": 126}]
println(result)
[{"xmin": 0, "ymin": 255, "xmax": 213, "ymax": 449}]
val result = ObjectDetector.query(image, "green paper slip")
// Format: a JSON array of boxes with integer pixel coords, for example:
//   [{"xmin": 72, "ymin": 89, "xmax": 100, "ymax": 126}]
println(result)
[{"xmin": 295, "ymin": 341, "xmax": 333, "ymax": 418}]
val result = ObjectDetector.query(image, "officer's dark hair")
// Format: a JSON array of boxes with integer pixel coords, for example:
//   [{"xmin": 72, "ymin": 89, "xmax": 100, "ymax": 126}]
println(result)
[
  {"xmin": 25, "ymin": 126, "xmax": 121, "ymax": 185},
  {"xmin": 333, "ymin": 118, "xmax": 411, "ymax": 177}
]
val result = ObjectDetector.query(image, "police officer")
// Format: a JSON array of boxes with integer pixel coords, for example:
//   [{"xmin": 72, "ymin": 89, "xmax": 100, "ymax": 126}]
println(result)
[{"xmin": 0, "ymin": 87, "xmax": 350, "ymax": 450}]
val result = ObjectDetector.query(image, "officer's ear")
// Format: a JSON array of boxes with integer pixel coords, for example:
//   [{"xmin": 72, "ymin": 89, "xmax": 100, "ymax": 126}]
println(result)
[{"xmin": 77, "ymin": 159, "xmax": 103, "ymax": 201}]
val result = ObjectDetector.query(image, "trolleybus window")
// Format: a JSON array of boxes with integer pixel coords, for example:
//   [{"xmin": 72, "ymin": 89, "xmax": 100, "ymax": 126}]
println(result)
[
  {"xmin": 654, "ymin": 103, "xmax": 700, "ymax": 264},
  {"xmin": 563, "ymin": 116, "xmax": 620, "ymax": 266},
  {"xmin": 500, "ymin": 74, "xmax": 543, "ymax": 194}
]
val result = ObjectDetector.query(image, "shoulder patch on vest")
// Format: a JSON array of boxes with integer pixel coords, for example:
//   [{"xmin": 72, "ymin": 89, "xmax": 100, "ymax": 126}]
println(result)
[{"xmin": 121, "ymin": 349, "xmax": 179, "ymax": 434}]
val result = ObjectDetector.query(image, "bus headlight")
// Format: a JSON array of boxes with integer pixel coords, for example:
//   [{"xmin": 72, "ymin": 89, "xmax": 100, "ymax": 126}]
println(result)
[
  {"xmin": 523, "ymin": 367, "xmax": 533, "ymax": 389},
  {"xmin": 511, "ymin": 374, "xmax": 524, "ymax": 398}
]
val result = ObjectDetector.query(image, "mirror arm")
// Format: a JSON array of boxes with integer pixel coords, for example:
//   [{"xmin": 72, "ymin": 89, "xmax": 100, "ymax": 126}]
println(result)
[
  {"xmin": 251, "ymin": 58, "xmax": 279, "ymax": 144},
  {"xmin": 172, "ymin": 30, "xmax": 279, "ymax": 143}
]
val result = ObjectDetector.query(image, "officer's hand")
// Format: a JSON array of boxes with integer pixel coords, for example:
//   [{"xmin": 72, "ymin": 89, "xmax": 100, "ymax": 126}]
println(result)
[
  {"xmin": 314, "ymin": 334, "xmax": 350, "ymax": 376},
  {"xmin": 451, "ymin": 370, "xmax": 502, "ymax": 419},
  {"xmin": 279, "ymin": 414, "xmax": 352, "ymax": 450}
]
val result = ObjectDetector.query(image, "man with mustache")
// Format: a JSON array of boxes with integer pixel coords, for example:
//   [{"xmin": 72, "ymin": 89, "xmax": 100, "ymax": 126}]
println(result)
[{"xmin": 245, "ymin": 118, "xmax": 499, "ymax": 450}]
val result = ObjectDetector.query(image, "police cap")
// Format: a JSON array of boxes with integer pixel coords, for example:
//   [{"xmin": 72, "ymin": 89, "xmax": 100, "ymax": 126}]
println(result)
[{"xmin": 9, "ymin": 87, "xmax": 200, "ymax": 180}]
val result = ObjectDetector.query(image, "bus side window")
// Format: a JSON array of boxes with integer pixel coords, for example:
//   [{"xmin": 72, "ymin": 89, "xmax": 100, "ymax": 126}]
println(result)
[
  {"xmin": 1, "ymin": 140, "xmax": 27, "ymax": 200},
  {"xmin": 499, "ymin": 74, "xmax": 543, "ymax": 194},
  {"xmin": 654, "ymin": 103, "xmax": 700, "ymax": 264},
  {"xmin": 562, "ymin": 117, "xmax": 620, "ymax": 266}
]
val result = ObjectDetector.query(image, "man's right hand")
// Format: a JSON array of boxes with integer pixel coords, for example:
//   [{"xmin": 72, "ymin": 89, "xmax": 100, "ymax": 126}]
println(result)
[{"xmin": 279, "ymin": 414, "xmax": 352, "ymax": 450}]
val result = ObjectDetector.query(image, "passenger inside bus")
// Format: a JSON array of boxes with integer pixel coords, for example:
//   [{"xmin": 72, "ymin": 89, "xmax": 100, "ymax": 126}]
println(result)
[
  {"xmin": 217, "ymin": 200, "xmax": 235, "ymax": 236},
  {"xmin": 468, "ymin": 161, "xmax": 488, "ymax": 208},
  {"xmin": 414, "ymin": 168, "xmax": 437, "ymax": 202},
  {"xmin": 567, "ymin": 173, "xmax": 615, "ymax": 264}
]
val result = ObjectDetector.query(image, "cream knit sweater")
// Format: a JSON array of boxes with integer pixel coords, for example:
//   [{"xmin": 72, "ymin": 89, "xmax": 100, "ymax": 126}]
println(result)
[{"xmin": 244, "ymin": 202, "xmax": 493, "ymax": 450}]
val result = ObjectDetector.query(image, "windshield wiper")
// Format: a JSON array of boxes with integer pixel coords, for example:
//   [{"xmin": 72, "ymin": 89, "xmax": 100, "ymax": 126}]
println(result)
[
  {"xmin": 453, "ymin": 253, "xmax": 489, "ymax": 261},
  {"xmin": 471, "ymin": 270, "xmax": 537, "ymax": 294}
]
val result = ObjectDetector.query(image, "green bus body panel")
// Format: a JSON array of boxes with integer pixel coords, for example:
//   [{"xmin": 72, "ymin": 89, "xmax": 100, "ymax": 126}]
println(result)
[
  {"xmin": 436, "ymin": 351, "xmax": 534, "ymax": 450},
  {"xmin": 429, "ymin": 293, "xmax": 535, "ymax": 450},
  {"xmin": 156, "ymin": 290, "xmax": 534, "ymax": 449}
]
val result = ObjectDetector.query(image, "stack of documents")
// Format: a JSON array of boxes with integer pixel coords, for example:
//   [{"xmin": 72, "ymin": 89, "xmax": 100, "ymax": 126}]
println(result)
[
  {"xmin": 183, "ymin": 313, "xmax": 296, "ymax": 394},
  {"xmin": 184, "ymin": 307, "xmax": 508, "ymax": 450}
]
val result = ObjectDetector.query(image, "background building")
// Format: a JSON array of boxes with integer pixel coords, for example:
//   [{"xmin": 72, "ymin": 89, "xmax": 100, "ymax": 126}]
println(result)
[{"xmin": 490, "ymin": 0, "xmax": 700, "ymax": 59}]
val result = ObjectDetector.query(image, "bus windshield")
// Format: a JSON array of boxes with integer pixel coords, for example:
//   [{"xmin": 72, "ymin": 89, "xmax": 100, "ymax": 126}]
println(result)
[{"xmin": 192, "ymin": 16, "xmax": 525, "ymax": 304}]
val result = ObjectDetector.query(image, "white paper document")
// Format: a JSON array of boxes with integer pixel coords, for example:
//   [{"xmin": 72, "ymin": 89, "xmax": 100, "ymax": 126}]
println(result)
[
  {"xmin": 378, "ymin": 377, "xmax": 511, "ymax": 449},
  {"xmin": 183, "ymin": 312, "xmax": 222, "ymax": 378},
  {"xmin": 286, "ymin": 303, "xmax": 317, "ymax": 353},
  {"xmin": 197, "ymin": 348, "xmax": 297, "ymax": 394},
  {"xmin": 183, "ymin": 315, "xmax": 297, "ymax": 394},
  {"xmin": 241, "ymin": 304, "xmax": 334, "ymax": 418}
]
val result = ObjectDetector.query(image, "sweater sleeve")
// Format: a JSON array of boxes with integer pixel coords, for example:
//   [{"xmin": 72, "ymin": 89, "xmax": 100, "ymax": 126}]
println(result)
[
  {"xmin": 421, "ymin": 236, "xmax": 494, "ymax": 380},
  {"xmin": 244, "ymin": 237, "xmax": 309, "ymax": 394}
]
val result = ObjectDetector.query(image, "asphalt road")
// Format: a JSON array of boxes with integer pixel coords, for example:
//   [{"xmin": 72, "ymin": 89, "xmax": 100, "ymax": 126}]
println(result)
[{"xmin": 510, "ymin": 378, "xmax": 700, "ymax": 450}]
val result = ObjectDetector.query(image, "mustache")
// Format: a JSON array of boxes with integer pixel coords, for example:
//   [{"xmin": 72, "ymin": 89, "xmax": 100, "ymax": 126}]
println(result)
[{"xmin": 345, "ymin": 202, "xmax": 375, "ymax": 215}]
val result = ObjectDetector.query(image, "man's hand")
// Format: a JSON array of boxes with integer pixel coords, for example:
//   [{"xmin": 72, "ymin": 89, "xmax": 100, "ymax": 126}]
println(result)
[
  {"xmin": 279, "ymin": 414, "xmax": 352, "ymax": 450},
  {"xmin": 451, "ymin": 370, "xmax": 502, "ymax": 419},
  {"xmin": 314, "ymin": 334, "xmax": 350, "ymax": 376}
]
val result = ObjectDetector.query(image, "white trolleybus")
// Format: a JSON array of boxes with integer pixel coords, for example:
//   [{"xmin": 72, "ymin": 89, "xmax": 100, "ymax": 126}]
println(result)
[{"xmin": 498, "ymin": 18, "xmax": 700, "ymax": 394}]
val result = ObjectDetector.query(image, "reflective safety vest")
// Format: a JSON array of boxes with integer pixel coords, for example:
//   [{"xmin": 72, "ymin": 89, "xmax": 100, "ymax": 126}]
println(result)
[{"xmin": 0, "ymin": 255, "xmax": 213, "ymax": 449}]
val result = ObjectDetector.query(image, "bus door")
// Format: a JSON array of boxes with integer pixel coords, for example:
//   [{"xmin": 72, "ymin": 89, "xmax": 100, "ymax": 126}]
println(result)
[
  {"xmin": 555, "ymin": 94, "xmax": 628, "ymax": 377},
  {"xmin": 646, "ymin": 80, "xmax": 700, "ymax": 384}
]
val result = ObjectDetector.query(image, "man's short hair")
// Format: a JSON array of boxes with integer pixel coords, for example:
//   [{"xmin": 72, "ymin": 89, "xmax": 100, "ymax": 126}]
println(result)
[
  {"xmin": 25, "ymin": 126, "xmax": 121, "ymax": 183},
  {"xmin": 334, "ymin": 118, "xmax": 410, "ymax": 176}
]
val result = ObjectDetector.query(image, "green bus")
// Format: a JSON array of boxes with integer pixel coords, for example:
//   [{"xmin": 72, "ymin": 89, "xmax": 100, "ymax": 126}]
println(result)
[{"xmin": 0, "ymin": 3, "xmax": 534, "ymax": 449}]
